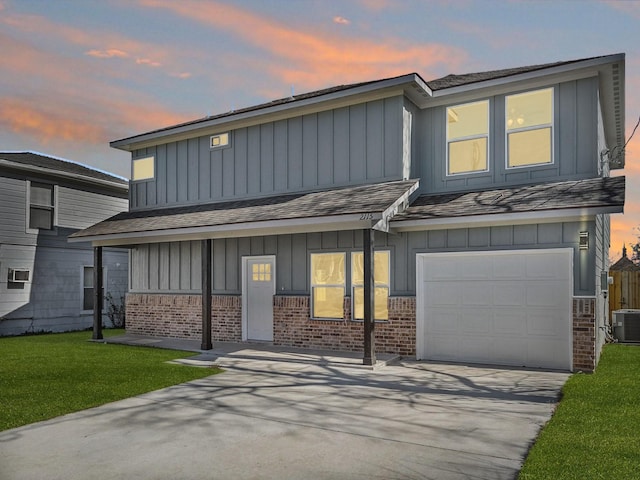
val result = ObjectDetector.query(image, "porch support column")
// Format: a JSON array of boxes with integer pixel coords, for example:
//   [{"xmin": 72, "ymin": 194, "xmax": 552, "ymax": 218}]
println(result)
[
  {"xmin": 363, "ymin": 228, "xmax": 376, "ymax": 366},
  {"xmin": 201, "ymin": 239, "xmax": 212, "ymax": 350},
  {"xmin": 92, "ymin": 246, "xmax": 103, "ymax": 340}
]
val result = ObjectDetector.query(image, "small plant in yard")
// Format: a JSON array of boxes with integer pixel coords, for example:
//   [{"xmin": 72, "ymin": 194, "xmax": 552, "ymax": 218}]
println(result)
[
  {"xmin": 519, "ymin": 344, "xmax": 640, "ymax": 479},
  {"xmin": 105, "ymin": 292, "xmax": 126, "ymax": 328}
]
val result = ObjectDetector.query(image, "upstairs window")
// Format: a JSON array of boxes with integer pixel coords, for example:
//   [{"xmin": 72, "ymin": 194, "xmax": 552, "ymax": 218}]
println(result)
[
  {"xmin": 506, "ymin": 88, "xmax": 553, "ymax": 168},
  {"xmin": 310, "ymin": 253, "xmax": 345, "ymax": 319},
  {"xmin": 29, "ymin": 182, "xmax": 55, "ymax": 230},
  {"xmin": 132, "ymin": 156, "xmax": 155, "ymax": 181},
  {"xmin": 446, "ymin": 100, "xmax": 489, "ymax": 175},
  {"xmin": 351, "ymin": 251, "xmax": 390, "ymax": 321}
]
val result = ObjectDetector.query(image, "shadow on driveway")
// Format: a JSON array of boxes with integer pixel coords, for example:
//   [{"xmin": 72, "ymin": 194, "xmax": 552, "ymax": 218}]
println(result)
[{"xmin": 0, "ymin": 355, "xmax": 568, "ymax": 480}]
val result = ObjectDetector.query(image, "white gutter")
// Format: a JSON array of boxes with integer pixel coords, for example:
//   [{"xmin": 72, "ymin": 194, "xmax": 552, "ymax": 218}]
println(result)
[
  {"xmin": 111, "ymin": 74, "xmax": 427, "ymax": 152},
  {"xmin": 390, "ymin": 205, "xmax": 623, "ymax": 232},
  {"xmin": 69, "ymin": 213, "xmax": 381, "ymax": 247}
]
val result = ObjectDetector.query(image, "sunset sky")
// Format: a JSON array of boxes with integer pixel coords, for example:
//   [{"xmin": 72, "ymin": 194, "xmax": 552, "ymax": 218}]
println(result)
[{"xmin": 1, "ymin": 0, "xmax": 639, "ymax": 259}]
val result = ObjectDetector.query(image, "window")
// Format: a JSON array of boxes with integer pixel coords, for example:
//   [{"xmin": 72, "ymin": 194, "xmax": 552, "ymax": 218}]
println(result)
[
  {"xmin": 252, "ymin": 262, "xmax": 272, "ymax": 282},
  {"xmin": 351, "ymin": 251, "xmax": 390, "ymax": 321},
  {"xmin": 506, "ymin": 88, "xmax": 553, "ymax": 168},
  {"xmin": 210, "ymin": 132, "xmax": 230, "ymax": 149},
  {"xmin": 82, "ymin": 266, "xmax": 107, "ymax": 311},
  {"xmin": 132, "ymin": 156, "xmax": 154, "ymax": 181},
  {"xmin": 311, "ymin": 253, "xmax": 345, "ymax": 319},
  {"xmin": 83, "ymin": 266, "xmax": 94, "ymax": 311},
  {"xmin": 446, "ymin": 100, "xmax": 489, "ymax": 175},
  {"xmin": 29, "ymin": 182, "xmax": 55, "ymax": 230}
]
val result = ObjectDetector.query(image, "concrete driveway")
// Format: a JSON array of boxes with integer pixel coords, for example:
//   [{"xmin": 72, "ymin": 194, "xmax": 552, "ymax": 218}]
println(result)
[{"xmin": 0, "ymin": 350, "xmax": 568, "ymax": 480}]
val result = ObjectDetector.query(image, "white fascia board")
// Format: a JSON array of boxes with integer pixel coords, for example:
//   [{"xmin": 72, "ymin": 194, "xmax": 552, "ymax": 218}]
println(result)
[
  {"xmin": 69, "ymin": 213, "xmax": 381, "ymax": 247},
  {"xmin": 111, "ymin": 74, "xmax": 427, "ymax": 152},
  {"xmin": 391, "ymin": 206, "xmax": 622, "ymax": 232},
  {"xmin": 0, "ymin": 159, "xmax": 128, "ymax": 192},
  {"xmin": 373, "ymin": 180, "xmax": 419, "ymax": 232},
  {"xmin": 426, "ymin": 54, "xmax": 625, "ymax": 107}
]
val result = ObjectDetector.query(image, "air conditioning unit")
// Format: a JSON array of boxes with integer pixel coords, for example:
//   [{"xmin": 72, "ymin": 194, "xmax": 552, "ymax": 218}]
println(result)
[
  {"xmin": 8, "ymin": 268, "xmax": 30, "ymax": 283},
  {"xmin": 612, "ymin": 310, "xmax": 640, "ymax": 343}
]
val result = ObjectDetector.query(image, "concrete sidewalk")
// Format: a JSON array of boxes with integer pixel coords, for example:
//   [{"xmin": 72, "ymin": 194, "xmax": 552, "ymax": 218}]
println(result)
[
  {"xmin": 102, "ymin": 333, "xmax": 401, "ymax": 369},
  {"xmin": 0, "ymin": 338, "xmax": 569, "ymax": 480}
]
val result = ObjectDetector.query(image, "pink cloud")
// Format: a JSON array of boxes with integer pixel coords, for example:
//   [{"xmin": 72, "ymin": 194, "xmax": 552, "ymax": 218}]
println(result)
[
  {"xmin": 85, "ymin": 48, "xmax": 129, "ymax": 58},
  {"xmin": 140, "ymin": 0, "xmax": 467, "ymax": 90},
  {"xmin": 0, "ymin": 93, "xmax": 191, "ymax": 147},
  {"xmin": 136, "ymin": 58, "xmax": 162, "ymax": 67},
  {"xmin": 0, "ymin": 97, "xmax": 108, "ymax": 144},
  {"xmin": 0, "ymin": 30, "xmax": 192, "ymax": 145},
  {"xmin": 333, "ymin": 16, "xmax": 351, "ymax": 25},
  {"xmin": 604, "ymin": 0, "xmax": 640, "ymax": 19},
  {"xmin": 1, "ymin": 8, "xmax": 183, "ymax": 78},
  {"xmin": 356, "ymin": 0, "xmax": 395, "ymax": 11}
]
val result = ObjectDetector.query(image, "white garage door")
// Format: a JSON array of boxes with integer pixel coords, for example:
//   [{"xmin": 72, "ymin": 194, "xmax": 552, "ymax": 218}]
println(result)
[{"xmin": 416, "ymin": 249, "xmax": 573, "ymax": 370}]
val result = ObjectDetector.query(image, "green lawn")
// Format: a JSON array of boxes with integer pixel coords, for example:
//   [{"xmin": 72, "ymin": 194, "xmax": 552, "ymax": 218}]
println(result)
[
  {"xmin": 519, "ymin": 344, "xmax": 640, "ymax": 479},
  {"xmin": 0, "ymin": 330, "xmax": 221, "ymax": 431}
]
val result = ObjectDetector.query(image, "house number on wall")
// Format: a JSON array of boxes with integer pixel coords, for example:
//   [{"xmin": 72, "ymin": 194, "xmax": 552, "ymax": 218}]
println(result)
[{"xmin": 360, "ymin": 213, "xmax": 374, "ymax": 220}]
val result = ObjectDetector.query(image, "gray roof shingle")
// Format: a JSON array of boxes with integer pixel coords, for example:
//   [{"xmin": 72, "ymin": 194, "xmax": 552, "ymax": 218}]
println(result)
[
  {"xmin": 394, "ymin": 176, "xmax": 625, "ymax": 222},
  {"xmin": 70, "ymin": 180, "xmax": 418, "ymax": 239},
  {"xmin": 0, "ymin": 151, "xmax": 128, "ymax": 186},
  {"xmin": 113, "ymin": 55, "xmax": 613, "ymax": 144}
]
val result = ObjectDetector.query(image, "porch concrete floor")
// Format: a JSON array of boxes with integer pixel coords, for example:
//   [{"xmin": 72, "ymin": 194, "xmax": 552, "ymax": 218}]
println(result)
[{"xmin": 102, "ymin": 333, "xmax": 401, "ymax": 369}]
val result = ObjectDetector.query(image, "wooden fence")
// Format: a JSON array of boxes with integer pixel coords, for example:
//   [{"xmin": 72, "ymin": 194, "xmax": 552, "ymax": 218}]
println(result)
[{"xmin": 608, "ymin": 270, "xmax": 640, "ymax": 320}]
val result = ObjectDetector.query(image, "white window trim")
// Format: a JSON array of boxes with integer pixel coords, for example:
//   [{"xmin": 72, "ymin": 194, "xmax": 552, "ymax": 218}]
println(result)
[
  {"xmin": 310, "ymin": 252, "xmax": 346, "ymax": 320},
  {"xmin": 25, "ymin": 180, "xmax": 57, "ymax": 234},
  {"xmin": 350, "ymin": 250, "xmax": 391, "ymax": 322},
  {"xmin": 80, "ymin": 265, "xmax": 107, "ymax": 313},
  {"xmin": 446, "ymin": 99, "xmax": 490, "ymax": 176},
  {"xmin": 505, "ymin": 87, "xmax": 555, "ymax": 170}
]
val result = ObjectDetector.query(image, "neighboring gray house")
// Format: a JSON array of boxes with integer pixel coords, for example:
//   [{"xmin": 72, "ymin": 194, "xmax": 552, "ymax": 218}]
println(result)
[
  {"xmin": 0, "ymin": 152, "xmax": 129, "ymax": 335},
  {"xmin": 72, "ymin": 53, "xmax": 626, "ymax": 371}
]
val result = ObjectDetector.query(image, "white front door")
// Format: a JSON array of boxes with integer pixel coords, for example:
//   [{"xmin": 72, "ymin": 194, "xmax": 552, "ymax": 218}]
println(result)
[{"xmin": 242, "ymin": 256, "xmax": 276, "ymax": 341}]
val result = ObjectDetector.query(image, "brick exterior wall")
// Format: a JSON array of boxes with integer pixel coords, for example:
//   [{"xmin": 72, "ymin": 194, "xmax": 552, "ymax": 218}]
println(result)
[
  {"xmin": 126, "ymin": 293, "xmax": 597, "ymax": 371},
  {"xmin": 126, "ymin": 293, "xmax": 241, "ymax": 342},
  {"xmin": 212, "ymin": 295, "xmax": 242, "ymax": 342},
  {"xmin": 573, "ymin": 297, "xmax": 596, "ymax": 372},
  {"xmin": 273, "ymin": 295, "xmax": 416, "ymax": 356}
]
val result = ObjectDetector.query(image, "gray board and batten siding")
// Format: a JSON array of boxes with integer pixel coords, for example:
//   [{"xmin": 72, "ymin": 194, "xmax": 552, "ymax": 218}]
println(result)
[
  {"xmin": 127, "ymin": 77, "xmax": 604, "ymax": 299},
  {"xmin": 130, "ymin": 220, "xmax": 597, "ymax": 299},
  {"xmin": 416, "ymin": 77, "xmax": 600, "ymax": 194},
  {"xmin": 130, "ymin": 96, "xmax": 407, "ymax": 210},
  {"xmin": 130, "ymin": 77, "xmax": 600, "ymax": 212}
]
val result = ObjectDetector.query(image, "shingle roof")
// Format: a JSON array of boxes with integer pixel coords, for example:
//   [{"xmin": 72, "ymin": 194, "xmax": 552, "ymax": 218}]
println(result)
[
  {"xmin": 610, "ymin": 254, "xmax": 640, "ymax": 271},
  {"xmin": 69, "ymin": 180, "xmax": 418, "ymax": 240},
  {"xmin": 425, "ymin": 58, "xmax": 592, "ymax": 91},
  {"xmin": 113, "ymin": 54, "xmax": 617, "ymax": 145},
  {"xmin": 394, "ymin": 176, "xmax": 625, "ymax": 222},
  {"xmin": 0, "ymin": 151, "xmax": 128, "ymax": 186}
]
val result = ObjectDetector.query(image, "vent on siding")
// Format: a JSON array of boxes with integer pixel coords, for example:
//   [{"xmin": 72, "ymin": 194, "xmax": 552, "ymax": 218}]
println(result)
[
  {"xmin": 210, "ymin": 132, "xmax": 230, "ymax": 149},
  {"xmin": 613, "ymin": 310, "xmax": 640, "ymax": 342}
]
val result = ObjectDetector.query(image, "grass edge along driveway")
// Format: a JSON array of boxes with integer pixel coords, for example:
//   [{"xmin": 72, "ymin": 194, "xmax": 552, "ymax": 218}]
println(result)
[
  {"xmin": 0, "ymin": 330, "xmax": 221, "ymax": 431},
  {"xmin": 519, "ymin": 344, "xmax": 640, "ymax": 479}
]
